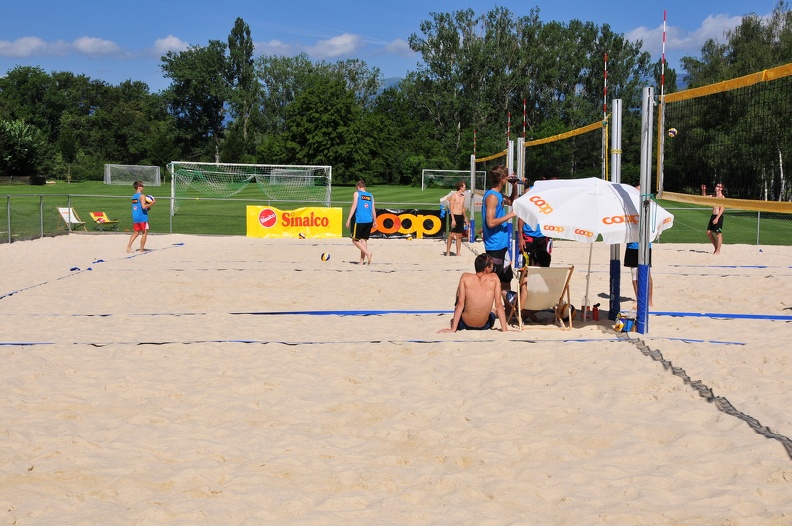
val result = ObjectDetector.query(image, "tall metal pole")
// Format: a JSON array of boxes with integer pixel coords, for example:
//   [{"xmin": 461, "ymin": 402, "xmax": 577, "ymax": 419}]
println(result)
[
  {"xmin": 637, "ymin": 87, "xmax": 654, "ymax": 334},
  {"xmin": 608, "ymin": 99, "xmax": 623, "ymax": 321},
  {"xmin": 469, "ymin": 154, "xmax": 476, "ymax": 243}
]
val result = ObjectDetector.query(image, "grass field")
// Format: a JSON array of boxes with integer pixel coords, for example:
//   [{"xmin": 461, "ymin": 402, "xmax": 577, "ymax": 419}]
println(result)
[{"xmin": 2, "ymin": 180, "xmax": 790, "ymax": 245}]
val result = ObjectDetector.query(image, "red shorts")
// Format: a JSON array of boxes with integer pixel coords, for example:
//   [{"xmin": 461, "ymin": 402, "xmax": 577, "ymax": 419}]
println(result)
[{"xmin": 132, "ymin": 222, "xmax": 149, "ymax": 232}]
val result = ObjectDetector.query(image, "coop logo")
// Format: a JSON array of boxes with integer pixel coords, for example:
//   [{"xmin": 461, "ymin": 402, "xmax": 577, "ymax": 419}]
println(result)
[
  {"xmin": 575, "ymin": 228, "xmax": 595, "ymax": 238},
  {"xmin": 374, "ymin": 212, "xmax": 442, "ymax": 238},
  {"xmin": 281, "ymin": 211, "xmax": 330, "ymax": 227},
  {"xmin": 258, "ymin": 208, "xmax": 278, "ymax": 228},
  {"xmin": 529, "ymin": 195, "xmax": 554, "ymax": 215},
  {"xmin": 602, "ymin": 214, "xmax": 639, "ymax": 225},
  {"xmin": 542, "ymin": 225, "xmax": 565, "ymax": 233}
]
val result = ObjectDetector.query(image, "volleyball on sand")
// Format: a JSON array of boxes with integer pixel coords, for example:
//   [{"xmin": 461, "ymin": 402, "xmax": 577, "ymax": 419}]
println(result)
[
  {"xmin": 320, "ymin": 253, "xmax": 330, "ymax": 261},
  {"xmin": 667, "ymin": 127, "xmax": 678, "ymax": 138}
]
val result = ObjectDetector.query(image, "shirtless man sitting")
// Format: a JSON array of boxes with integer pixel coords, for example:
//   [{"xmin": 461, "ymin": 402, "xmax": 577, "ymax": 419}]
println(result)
[{"xmin": 438, "ymin": 253, "xmax": 510, "ymax": 333}]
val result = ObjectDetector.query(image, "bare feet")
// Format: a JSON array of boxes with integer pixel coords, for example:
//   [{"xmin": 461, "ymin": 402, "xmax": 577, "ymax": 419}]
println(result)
[
  {"xmin": 366, "ymin": 253, "xmax": 373, "ymax": 265},
  {"xmin": 126, "ymin": 247, "xmax": 133, "ymax": 253}
]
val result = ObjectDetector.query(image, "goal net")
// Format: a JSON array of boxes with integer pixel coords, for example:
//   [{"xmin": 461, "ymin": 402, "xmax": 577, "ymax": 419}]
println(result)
[
  {"xmin": 168, "ymin": 162, "xmax": 332, "ymax": 213},
  {"xmin": 422, "ymin": 169, "xmax": 486, "ymax": 191},
  {"xmin": 104, "ymin": 164, "xmax": 161, "ymax": 186}
]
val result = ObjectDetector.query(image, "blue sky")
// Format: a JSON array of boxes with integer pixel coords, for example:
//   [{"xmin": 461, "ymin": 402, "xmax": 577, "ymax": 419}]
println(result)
[{"xmin": 0, "ymin": 0, "xmax": 780, "ymax": 92}]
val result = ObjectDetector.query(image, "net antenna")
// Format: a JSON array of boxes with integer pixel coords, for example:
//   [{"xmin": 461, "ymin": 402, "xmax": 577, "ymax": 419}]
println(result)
[
  {"xmin": 657, "ymin": 10, "xmax": 668, "ymax": 195},
  {"xmin": 167, "ymin": 162, "xmax": 332, "ymax": 215},
  {"xmin": 104, "ymin": 164, "xmax": 161, "ymax": 186}
]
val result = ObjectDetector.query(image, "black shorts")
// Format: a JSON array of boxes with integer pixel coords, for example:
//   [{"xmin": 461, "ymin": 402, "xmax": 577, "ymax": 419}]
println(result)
[
  {"xmin": 450, "ymin": 214, "xmax": 466, "ymax": 234},
  {"xmin": 486, "ymin": 247, "xmax": 514, "ymax": 283},
  {"xmin": 351, "ymin": 221, "xmax": 373, "ymax": 240},
  {"xmin": 707, "ymin": 214, "xmax": 724, "ymax": 233},
  {"xmin": 624, "ymin": 247, "xmax": 652, "ymax": 268},
  {"xmin": 521, "ymin": 234, "xmax": 551, "ymax": 267},
  {"xmin": 458, "ymin": 312, "xmax": 496, "ymax": 331}
]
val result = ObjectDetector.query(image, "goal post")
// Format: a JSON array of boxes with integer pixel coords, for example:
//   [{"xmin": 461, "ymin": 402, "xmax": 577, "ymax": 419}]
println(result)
[
  {"xmin": 421, "ymin": 169, "xmax": 486, "ymax": 191},
  {"xmin": 104, "ymin": 164, "xmax": 161, "ymax": 186},
  {"xmin": 167, "ymin": 162, "xmax": 332, "ymax": 215}
]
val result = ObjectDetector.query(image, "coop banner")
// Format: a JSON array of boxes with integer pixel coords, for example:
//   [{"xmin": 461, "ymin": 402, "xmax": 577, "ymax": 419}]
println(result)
[
  {"xmin": 371, "ymin": 208, "xmax": 444, "ymax": 239},
  {"xmin": 246, "ymin": 206, "xmax": 343, "ymax": 238}
]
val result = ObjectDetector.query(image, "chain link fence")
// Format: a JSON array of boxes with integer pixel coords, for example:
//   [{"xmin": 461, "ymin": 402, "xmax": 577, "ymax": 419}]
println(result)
[{"xmin": 2, "ymin": 193, "xmax": 791, "ymax": 245}]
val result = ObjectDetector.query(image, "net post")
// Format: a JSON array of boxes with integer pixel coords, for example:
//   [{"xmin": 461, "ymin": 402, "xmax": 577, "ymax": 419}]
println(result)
[
  {"xmin": 469, "ymin": 154, "xmax": 476, "ymax": 243},
  {"xmin": 608, "ymin": 99, "xmax": 623, "ymax": 321},
  {"xmin": 637, "ymin": 87, "xmax": 655, "ymax": 334}
]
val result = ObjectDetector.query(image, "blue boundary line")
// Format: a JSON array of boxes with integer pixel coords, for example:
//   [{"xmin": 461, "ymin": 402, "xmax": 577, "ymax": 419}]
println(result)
[
  {"xmin": 651, "ymin": 311, "xmax": 792, "ymax": 321},
  {"xmin": 1, "ymin": 336, "xmax": 746, "ymax": 347},
  {"xmin": 232, "ymin": 309, "xmax": 792, "ymax": 321}
]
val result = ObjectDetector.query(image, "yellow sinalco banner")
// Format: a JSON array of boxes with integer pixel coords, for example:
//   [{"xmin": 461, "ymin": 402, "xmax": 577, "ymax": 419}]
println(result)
[{"xmin": 246, "ymin": 206, "xmax": 343, "ymax": 238}]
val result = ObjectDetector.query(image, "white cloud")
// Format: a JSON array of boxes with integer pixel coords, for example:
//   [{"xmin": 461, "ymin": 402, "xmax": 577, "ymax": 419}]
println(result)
[
  {"xmin": 73, "ymin": 36, "xmax": 121, "ymax": 56},
  {"xmin": 0, "ymin": 36, "xmax": 63, "ymax": 57},
  {"xmin": 627, "ymin": 13, "xmax": 749, "ymax": 58},
  {"xmin": 254, "ymin": 39, "xmax": 296, "ymax": 56},
  {"xmin": 384, "ymin": 38, "xmax": 414, "ymax": 58},
  {"xmin": 306, "ymin": 33, "xmax": 362, "ymax": 59},
  {"xmin": 686, "ymin": 14, "xmax": 744, "ymax": 49},
  {"xmin": 152, "ymin": 35, "xmax": 190, "ymax": 56}
]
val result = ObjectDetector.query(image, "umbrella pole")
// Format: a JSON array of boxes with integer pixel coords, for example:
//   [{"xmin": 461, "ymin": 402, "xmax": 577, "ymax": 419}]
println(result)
[{"xmin": 583, "ymin": 243, "xmax": 593, "ymax": 320}]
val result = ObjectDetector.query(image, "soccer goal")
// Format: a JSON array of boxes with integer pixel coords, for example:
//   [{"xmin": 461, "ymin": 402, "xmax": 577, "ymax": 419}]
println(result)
[
  {"xmin": 168, "ymin": 162, "xmax": 332, "ymax": 214},
  {"xmin": 421, "ymin": 169, "xmax": 486, "ymax": 191},
  {"xmin": 104, "ymin": 164, "xmax": 161, "ymax": 186}
]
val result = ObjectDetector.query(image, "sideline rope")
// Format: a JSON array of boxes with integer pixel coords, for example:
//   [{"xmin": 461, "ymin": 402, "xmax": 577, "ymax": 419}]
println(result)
[
  {"xmin": 0, "ymin": 262, "xmax": 101, "ymax": 300},
  {"xmin": 628, "ymin": 336, "xmax": 792, "ymax": 461},
  {"xmin": 1, "ymin": 243, "xmax": 185, "ymax": 301}
]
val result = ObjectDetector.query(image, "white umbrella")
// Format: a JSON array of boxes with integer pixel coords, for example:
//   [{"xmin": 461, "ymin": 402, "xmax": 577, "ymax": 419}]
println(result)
[{"xmin": 512, "ymin": 177, "xmax": 674, "ymax": 312}]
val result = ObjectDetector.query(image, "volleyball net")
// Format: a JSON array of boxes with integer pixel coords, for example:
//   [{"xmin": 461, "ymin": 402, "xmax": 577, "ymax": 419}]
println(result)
[
  {"xmin": 659, "ymin": 63, "xmax": 792, "ymax": 213},
  {"xmin": 522, "ymin": 120, "xmax": 607, "ymax": 182}
]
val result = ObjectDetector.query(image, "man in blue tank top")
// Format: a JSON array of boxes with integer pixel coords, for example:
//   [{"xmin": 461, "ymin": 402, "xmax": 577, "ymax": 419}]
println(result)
[
  {"xmin": 482, "ymin": 165, "xmax": 518, "ymax": 305},
  {"xmin": 126, "ymin": 180, "xmax": 154, "ymax": 253},
  {"xmin": 345, "ymin": 179, "xmax": 377, "ymax": 265}
]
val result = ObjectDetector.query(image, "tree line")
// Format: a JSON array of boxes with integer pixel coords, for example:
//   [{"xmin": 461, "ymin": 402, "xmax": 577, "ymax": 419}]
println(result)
[{"xmin": 1, "ymin": 3, "xmax": 789, "ymax": 187}]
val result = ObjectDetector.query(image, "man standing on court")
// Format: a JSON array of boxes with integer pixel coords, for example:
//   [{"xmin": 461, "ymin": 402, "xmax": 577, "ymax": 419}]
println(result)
[
  {"xmin": 346, "ymin": 179, "xmax": 376, "ymax": 265},
  {"xmin": 445, "ymin": 180, "xmax": 469, "ymax": 257},
  {"xmin": 482, "ymin": 165, "xmax": 518, "ymax": 304},
  {"xmin": 126, "ymin": 180, "xmax": 154, "ymax": 253},
  {"xmin": 701, "ymin": 182, "xmax": 725, "ymax": 254}
]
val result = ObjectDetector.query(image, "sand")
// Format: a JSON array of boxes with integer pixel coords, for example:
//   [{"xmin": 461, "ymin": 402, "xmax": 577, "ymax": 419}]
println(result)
[{"xmin": 1, "ymin": 233, "xmax": 790, "ymax": 524}]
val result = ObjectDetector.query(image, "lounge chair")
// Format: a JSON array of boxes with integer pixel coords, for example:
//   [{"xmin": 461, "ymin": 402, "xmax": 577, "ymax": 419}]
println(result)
[
  {"xmin": 508, "ymin": 264, "xmax": 575, "ymax": 330},
  {"xmin": 89, "ymin": 211, "xmax": 120, "ymax": 231},
  {"xmin": 57, "ymin": 207, "xmax": 87, "ymax": 231}
]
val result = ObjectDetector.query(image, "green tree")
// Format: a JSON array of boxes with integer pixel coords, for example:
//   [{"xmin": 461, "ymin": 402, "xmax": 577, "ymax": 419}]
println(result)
[
  {"xmin": 255, "ymin": 53, "xmax": 316, "ymax": 136},
  {"xmin": 161, "ymin": 40, "xmax": 229, "ymax": 162},
  {"xmin": 406, "ymin": 7, "xmax": 651, "ymax": 174},
  {"xmin": 227, "ymin": 17, "xmax": 258, "ymax": 153},
  {"xmin": 0, "ymin": 120, "xmax": 52, "ymax": 179},
  {"xmin": 682, "ymin": 1, "xmax": 792, "ymax": 85},
  {"xmin": 274, "ymin": 76, "xmax": 372, "ymax": 183}
]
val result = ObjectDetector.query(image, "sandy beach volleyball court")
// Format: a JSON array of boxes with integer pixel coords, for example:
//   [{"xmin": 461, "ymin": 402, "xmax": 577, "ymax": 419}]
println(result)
[{"xmin": 1, "ymin": 233, "xmax": 790, "ymax": 524}]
